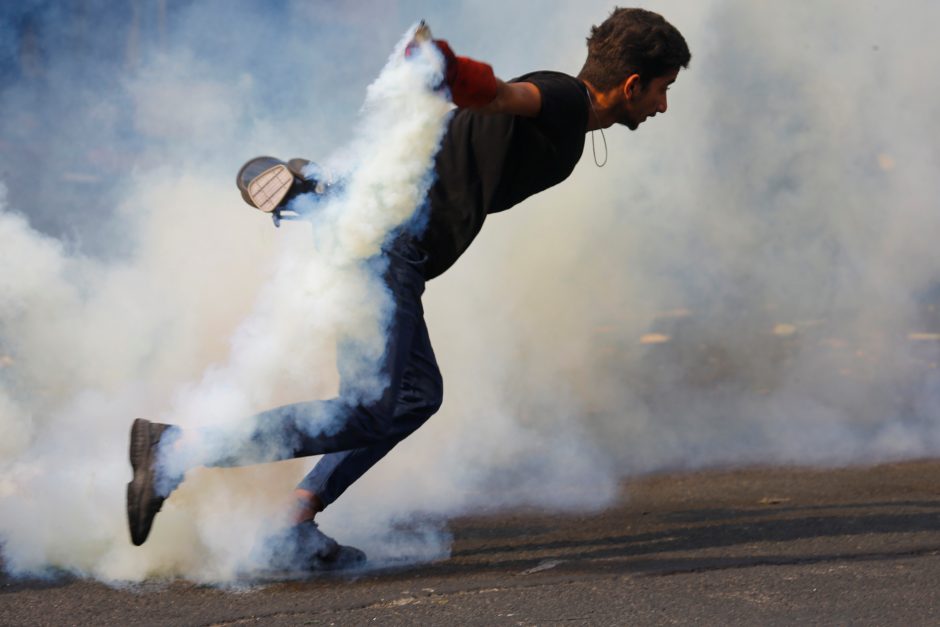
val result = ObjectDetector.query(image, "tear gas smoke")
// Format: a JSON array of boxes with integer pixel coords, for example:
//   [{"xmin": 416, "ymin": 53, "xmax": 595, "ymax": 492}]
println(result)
[
  {"xmin": 159, "ymin": 30, "xmax": 452, "ymax": 476},
  {"xmin": 1, "ymin": 0, "xmax": 940, "ymax": 584}
]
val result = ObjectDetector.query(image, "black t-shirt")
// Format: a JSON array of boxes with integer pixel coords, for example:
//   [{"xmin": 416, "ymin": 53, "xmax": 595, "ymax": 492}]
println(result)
[{"xmin": 418, "ymin": 71, "xmax": 589, "ymax": 280}]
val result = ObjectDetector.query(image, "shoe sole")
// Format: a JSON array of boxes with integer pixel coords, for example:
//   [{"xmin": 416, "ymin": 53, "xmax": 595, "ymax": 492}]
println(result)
[
  {"xmin": 316, "ymin": 544, "xmax": 367, "ymax": 571},
  {"xmin": 248, "ymin": 545, "xmax": 367, "ymax": 580},
  {"xmin": 247, "ymin": 164, "xmax": 293, "ymax": 213},
  {"xmin": 127, "ymin": 418, "xmax": 160, "ymax": 546}
]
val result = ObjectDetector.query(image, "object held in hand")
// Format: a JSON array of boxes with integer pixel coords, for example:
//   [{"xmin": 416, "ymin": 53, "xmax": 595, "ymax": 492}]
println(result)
[
  {"xmin": 236, "ymin": 156, "xmax": 331, "ymax": 227},
  {"xmin": 406, "ymin": 20, "xmax": 498, "ymax": 109}
]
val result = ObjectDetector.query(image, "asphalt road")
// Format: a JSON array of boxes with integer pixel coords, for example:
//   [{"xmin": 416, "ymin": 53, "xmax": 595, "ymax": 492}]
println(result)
[{"xmin": 3, "ymin": 460, "xmax": 940, "ymax": 626}]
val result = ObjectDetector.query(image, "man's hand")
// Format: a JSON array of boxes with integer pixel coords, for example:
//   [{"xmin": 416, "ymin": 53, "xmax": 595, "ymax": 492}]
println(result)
[
  {"xmin": 406, "ymin": 31, "xmax": 540, "ymax": 117},
  {"xmin": 432, "ymin": 40, "xmax": 499, "ymax": 109},
  {"xmin": 407, "ymin": 38, "xmax": 498, "ymax": 109}
]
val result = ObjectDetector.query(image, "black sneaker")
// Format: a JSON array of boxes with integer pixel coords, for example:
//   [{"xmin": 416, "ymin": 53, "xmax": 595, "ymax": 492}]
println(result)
[
  {"xmin": 264, "ymin": 520, "xmax": 367, "ymax": 572},
  {"xmin": 126, "ymin": 418, "xmax": 179, "ymax": 546}
]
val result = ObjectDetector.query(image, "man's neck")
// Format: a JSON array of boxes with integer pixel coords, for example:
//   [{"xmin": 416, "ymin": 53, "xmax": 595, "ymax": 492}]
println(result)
[{"xmin": 581, "ymin": 80, "xmax": 618, "ymax": 131}]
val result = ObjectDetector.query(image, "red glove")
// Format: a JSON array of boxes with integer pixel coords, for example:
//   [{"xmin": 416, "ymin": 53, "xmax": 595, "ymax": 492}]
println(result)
[{"xmin": 407, "ymin": 39, "xmax": 498, "ymax": 109}]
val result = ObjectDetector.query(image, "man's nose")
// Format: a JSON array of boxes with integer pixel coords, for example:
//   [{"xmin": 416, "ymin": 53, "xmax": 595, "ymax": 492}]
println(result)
[{"xmin": 658, "ymin": 96, "xmax": 668, "ymax": 114}]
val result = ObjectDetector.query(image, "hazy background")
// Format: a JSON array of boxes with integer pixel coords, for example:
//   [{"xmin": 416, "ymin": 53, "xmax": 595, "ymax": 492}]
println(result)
[{"xmin": 1, "ymin": 0, "xmax": 939, "ymax": 582}]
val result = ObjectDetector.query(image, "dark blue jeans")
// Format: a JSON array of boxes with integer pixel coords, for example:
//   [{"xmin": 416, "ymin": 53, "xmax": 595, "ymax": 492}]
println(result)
[{"xmin": 217, "ymin": 236, "xmax": 443, "ymax": 508}]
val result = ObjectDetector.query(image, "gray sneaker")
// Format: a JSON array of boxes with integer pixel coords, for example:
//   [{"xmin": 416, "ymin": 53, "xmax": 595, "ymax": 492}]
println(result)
[
  {"xmin": 264, "ymin": 520, "xmax": 367, "ymax": 572},
  {"xmin": 126, "ymin": 418, "xmax": 179, "ymax": 546}
]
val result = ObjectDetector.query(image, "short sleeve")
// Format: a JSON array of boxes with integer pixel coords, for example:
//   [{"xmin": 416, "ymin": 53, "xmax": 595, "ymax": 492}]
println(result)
[{"xmin": 514, "ymin": 72, "xmax": 589, "ymax": 136}]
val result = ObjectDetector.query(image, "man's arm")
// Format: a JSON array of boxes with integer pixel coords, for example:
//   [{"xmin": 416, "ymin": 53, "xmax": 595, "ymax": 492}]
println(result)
[
  {"xmin": 424, "ymin": 39, "xmax": 541, "ymax": 117},
  {"xmin": 476, "ymin": 80, "xmax": 541, "ymax": 117}
]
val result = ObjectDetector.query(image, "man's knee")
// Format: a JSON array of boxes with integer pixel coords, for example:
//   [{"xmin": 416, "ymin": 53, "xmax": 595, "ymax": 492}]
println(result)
[
  {"xmin": 423, "ymin": 369, "xmax": 444, "ymax": 416},
  {"xmin": 354, "ymin": 366, "xmax": 443, "ymax": 441},
  {"xmin": 391, "ymin": 366, "xmax": 443, "ymax": 427}
]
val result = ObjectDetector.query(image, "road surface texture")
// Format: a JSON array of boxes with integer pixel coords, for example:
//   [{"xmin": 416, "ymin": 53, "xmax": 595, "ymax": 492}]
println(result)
[{"xmin": 2, "ymin": 460, "xmax": 939, "ymax": 625}]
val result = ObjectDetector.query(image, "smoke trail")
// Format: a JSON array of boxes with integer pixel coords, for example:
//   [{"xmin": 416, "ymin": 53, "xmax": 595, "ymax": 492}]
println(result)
[{"xmin": 161, "ymin": 28, "xmax": 451, "ymax": 453}]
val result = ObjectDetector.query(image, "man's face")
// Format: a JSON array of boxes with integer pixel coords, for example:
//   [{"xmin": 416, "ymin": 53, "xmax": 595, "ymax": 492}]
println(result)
[{"xmin": 618, "ymin": 68, "xmax": 680, "ymax": 130}]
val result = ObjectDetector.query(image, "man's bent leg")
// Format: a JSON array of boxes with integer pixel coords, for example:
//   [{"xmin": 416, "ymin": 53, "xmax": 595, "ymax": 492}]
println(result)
[
  {"xmin": 297, "ymin": 304, "xmax": 443, "ymax": 510},
  {"xmin": 128, "ymin": 237, "xmax": 429, "ymax": 546},
  {"xmin": 217, "ymin": 239, "xmax": 430, "ymax": 470}
]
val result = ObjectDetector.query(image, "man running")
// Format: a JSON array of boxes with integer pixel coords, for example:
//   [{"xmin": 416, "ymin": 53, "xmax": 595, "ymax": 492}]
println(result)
[{"xmin": 127, "ymin": 7, "xmax": 690, "ymax": 569}]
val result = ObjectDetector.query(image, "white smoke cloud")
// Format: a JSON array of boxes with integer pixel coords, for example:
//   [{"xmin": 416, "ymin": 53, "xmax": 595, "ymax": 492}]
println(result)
[
  {"xmin": 2, "ymin": 0, "xmax": 940, "ymax": 584},
  {"xmin": 0, "ymin": 19, "xmax": 451, "ymax": 580}
]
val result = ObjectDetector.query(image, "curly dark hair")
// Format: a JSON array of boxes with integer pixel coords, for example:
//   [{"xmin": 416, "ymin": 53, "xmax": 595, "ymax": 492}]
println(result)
[{"xmin": 578, "ymin": 7, "xmax": 691, "ymax": 90}]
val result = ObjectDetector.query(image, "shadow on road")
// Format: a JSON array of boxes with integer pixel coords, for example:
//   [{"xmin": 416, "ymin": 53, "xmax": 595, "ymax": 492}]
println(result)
[
  {"xmin": 3, "ymin": 473, "xmax": 940, "ymax": 590},
  {"xmin": 429, "ymin": 499, "xmax": 940, "ymax": 578}
]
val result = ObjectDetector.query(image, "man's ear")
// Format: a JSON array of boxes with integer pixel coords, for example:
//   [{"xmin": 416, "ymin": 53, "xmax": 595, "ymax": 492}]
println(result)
[{"xmin": 622, "ymin": 73, "xmax": 642, "ymax": 100}]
